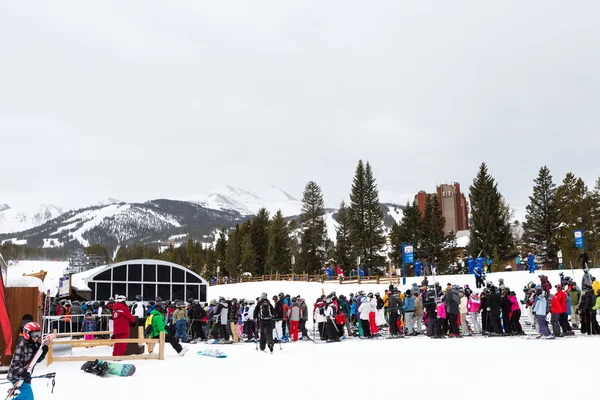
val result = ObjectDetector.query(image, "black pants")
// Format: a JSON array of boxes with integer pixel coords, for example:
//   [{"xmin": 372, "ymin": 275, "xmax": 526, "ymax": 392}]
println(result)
[
  {"xmin": 559, "ymin": 313, "xmax": 571, "ymax": 333},
  {"xmin": 489, "ymin": 313, "xmax": 501, "ymax": 334},
  {"xmin": 299, "ymin": 319, "xmax": 308, "ymax": 337},
  {"xmin": 326, "ymin": 320, "xmax": 340, "ymax": 341},
  {"xmin": 447, "ymin": 313, "xmax": 459, "ymax": 335},
  {"xmin": 427, "ymin": 317, "xmax": 435, "ymax": 337},
  {"xmin": 361, "ymin": 319, "xmax": 371, "ymax": 337},
  {"xmin": 435, "ymin": 318, "xmax": 444, "ymax": 337},
  {"xmin": 318, "ymin": 322, "xmax": 326, "ymax": 340},
  {"xmin": 218, "ymin": 324, "xmax": 229, "ymax": 341},
  {"xmin": 192, "ymin": 321, "xmax": 207, "ymax": 340},
  {"xmin": 389, "ymin": 312, "xmax": 399, "ymax": 335},
  {"xmin": 246, "ymin": 320, "xmax": 256, "ymax": 340},
  {"xmin": 482, "ymin": 311, "xmax": 489, "ymax": 333},
  {"xmin": 510, "ymin": 310, "xmax": 522, "ymax": 333},
  {"xmin": 259, "ymin": 320, "xmax": 274, "ymax": 350},
  {"xmin": 502, "ymin": 313, "xmax": 511, "ymax": 334},
  {"xmin": 165, "ymin": 333, "xmax": 183, "ymax": 353}
]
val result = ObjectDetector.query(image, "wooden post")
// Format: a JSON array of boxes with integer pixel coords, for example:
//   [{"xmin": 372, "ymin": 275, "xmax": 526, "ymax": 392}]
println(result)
[
  {"xmin": 376, "ymin": 276, "xmax": 380, "ymax": 284},
  {"xmin": 158, "ymin": 331, "xmax": 165, "ymax": 360},
  {"xmin": 46, "ymin": 329, "xmax": 57, "ymax": 367}
]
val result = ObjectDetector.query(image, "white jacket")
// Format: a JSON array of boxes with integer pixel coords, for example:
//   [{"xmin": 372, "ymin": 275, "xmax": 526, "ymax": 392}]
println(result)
[
  {"xmin": 459, "ymin": 296, "xmax": 468, "ymax": 314},
  {"xmin": 314, "ymin": 305, "xmax": 327, "ymax": 323},
  {"xmin": 324, "ymin": 305, "xmax": 335, "ymax": 320},
  {"xmin": 358, "ymin": 302, "xmax": 371, "ymax": 320},
  {"xmin": 369, "ymin": 297, "xmax": 378, "ymax": 312},
  {"xmin": 245, "ymin": 305, "xmax": 255, "ymax": 321}
]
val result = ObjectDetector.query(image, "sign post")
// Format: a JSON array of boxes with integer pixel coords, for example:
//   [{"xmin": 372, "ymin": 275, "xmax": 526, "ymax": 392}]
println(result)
[{"xmin": 402, "ymin": 244, "xmax": 414, "ymax": 286}]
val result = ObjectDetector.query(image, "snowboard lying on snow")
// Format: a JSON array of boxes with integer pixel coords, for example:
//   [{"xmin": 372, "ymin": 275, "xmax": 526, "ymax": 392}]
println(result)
[
  {"xmin": 81, "ymin": 360, "xmax": 136, "ymax": 377},
  {"xmin": 197, "ymin": 349, "xmax": 227, "ymax": 358}
]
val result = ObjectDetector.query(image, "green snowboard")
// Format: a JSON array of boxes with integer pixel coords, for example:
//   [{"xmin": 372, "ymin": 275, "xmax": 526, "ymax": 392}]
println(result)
[{"xmin": 82, "ymin": 359, "xmax": 136, "ymax": 377}]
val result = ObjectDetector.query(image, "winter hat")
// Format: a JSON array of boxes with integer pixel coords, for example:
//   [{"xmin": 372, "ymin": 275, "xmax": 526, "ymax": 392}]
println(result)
[
  {"xmin": 116, "ymin": 295, "xmax": 126, "ymax": 302},
  {"xmin": 472, "ymin": 293, "xmax": 479, "ymax": 299},
  {"xmin": 361, "ymin": 297, "xmax": 368, "ymax": 303}
]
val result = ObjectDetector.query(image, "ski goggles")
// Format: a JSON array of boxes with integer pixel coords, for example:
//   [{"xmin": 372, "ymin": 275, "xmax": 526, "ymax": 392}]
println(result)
[{"xmin": 30, "ymin": 331, "xmax": 42, "ymax": 338}]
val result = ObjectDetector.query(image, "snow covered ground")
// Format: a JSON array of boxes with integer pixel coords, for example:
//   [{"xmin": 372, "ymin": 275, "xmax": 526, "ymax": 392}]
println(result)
[{"xmin": 8, "ymin": 263, "xmax": 597, "ymax": 400}]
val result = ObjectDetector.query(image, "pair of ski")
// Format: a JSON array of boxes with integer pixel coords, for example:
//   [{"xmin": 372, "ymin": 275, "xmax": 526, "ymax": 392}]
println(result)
[{"xmin": 5, "ymin": 334, "xmax": 55, "ymax": 400}]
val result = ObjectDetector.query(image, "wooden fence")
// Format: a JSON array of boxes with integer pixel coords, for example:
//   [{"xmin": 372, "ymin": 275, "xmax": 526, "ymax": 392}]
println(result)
[
  {"xmin": 46, "ymin": 327, "xmax": 165, "ymax": 365},
  {"xmin": 215, "ymin": 273, "xmax": 402, "ymax": 286}
]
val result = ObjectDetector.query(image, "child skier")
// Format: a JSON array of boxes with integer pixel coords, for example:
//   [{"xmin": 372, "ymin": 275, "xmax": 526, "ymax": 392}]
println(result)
[
  {"xmin": 7, "ymin": 322, "xmax": 48, "ymax": 400},
  {"xmin": 82, "ymin": 310, "xmax": 97, "ymax": 341}
]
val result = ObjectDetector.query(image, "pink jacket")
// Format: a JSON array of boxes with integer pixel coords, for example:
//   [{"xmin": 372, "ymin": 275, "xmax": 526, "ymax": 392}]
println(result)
[
  {"xmin": 467, "ymin": 298, "xmax": 480, "ymax": 313},
  {"xmin": 436, "ymin": 303, "xmax": 446, "ymax": 319},
  {"xmin": 508, "ymin": 295, "xmax": 520, "ymax": 312}
]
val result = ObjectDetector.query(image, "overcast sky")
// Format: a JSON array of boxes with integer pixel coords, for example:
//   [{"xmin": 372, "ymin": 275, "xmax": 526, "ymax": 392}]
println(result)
[{"xmin": 1, "ymin": 1, "xmax": 599, "ymax": 220}]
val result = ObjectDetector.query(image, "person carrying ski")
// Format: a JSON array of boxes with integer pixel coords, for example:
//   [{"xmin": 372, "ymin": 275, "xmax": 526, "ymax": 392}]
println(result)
[
  {"xmin": 7, "ymin": 322, "xmax": 48, "ymax": 400},
  {"xmin": 147, "ymin": 303, "xmax": 188, "ymax": 356},
  {"xmin": 112, "ymin": 295, "xmax": 136, "ymax": 356}
]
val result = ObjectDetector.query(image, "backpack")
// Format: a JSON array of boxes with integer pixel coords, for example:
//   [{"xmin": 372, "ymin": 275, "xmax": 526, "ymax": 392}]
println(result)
[
  {"xmin": 144, "ymin": 314, "xmax": 154, "ymax": 337},
  {"xmin": 259, "ymin": 303, "xmax": 272, "ymax": 320},
  {"xmin": 318, "ymin": 305, "xmax": 325, "ymax": 316}
]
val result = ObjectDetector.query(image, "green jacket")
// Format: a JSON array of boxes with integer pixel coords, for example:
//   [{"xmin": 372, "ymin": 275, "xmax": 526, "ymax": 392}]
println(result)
[
  {"xmin": 149, "ymin": 309, "xmax": 166, "ymax": 338},
  {"xmin": 300, "ymin": 303, "xmax": 308, "ymax": 321},
  {"xmin": 593, "ymin": 296, "xmax": 600, "ymax": 311},
  {"xmin": 568, "ymin": 289, "xmax": 581, "ymax": 307}
]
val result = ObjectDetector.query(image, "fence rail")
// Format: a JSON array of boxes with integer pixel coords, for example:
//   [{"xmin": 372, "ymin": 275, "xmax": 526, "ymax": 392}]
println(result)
[
  {"xmin": 46, "ymin": 327, "xmax": 165, "ymax": 365},
  {"xmin": 213, "ymin": 273, "xmax": 402, "ymax": 286}
]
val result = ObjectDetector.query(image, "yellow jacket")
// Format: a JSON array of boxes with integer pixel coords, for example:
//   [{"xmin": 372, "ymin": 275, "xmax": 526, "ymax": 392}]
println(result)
[
  {"xmin": 593, "ymin": 280, "xmax": 600, "ymax": 296},
  {"xmin": 383, "ymin": 293, "xmax": 389, "ymax": 307}
]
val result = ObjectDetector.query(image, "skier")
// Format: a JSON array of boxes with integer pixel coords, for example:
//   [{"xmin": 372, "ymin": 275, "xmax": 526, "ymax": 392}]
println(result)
[
  {"xmin": 228, "ymin": 298, "xmax": 241, "ymax": 343},
  {"xmin": 444, "ymin": 286, "xmax": 460, "ymax": 337},
  {"xmin": 212, "ymin": 297, "xmax": 230, "ymax": 342},
  {"xmin": 555, "ymin": 284, "xmax": 573, "ymax": 335},
  {"xmin": 273, "ymin": 294, "xmax": 284, "ymax": 342},
  {"xmin": 527, "ymin": 253, "xmax": 535, "ymax": 273},
  {"xmin": 367, "ymin": 293, "xmax": 379, "ymax": 335},
  {"xmin": 313, "ymin": 299, "xmax": 327, "ymax": 340},
  {"xmin": 487, "ymin": 287, "xmax": 502, "ymax": 335},
  {"xmin": 415, "ymin": 259, "xmax": 422, "ymax": 277},
  {"xmin": 578, "ymin": 250, "xmax": 589, "ymax": 269},
  {"xmin": 289, "ymin": 298, "xmax": 301, "ymax": 341},
  {"xmin": 189, "ymin": 300, "xmax": 207, "ymax": 342},
  {"xmin": 253, "ymin": 293, "xmax": 274, "ymax": 352},
  {"xmin": 567, "ymin": 283, "xmax": 581, "ymax": 329},
  {"xmin": 467, "ymin": 256, "xmax": 474, "ymax": 275},
  {"xmin": 173, "ymin": 302, "xmax": 188, "ymax": 343},
  {"xmin": 358, "ymin": 297, "xmax": 372, "ymax": 338},
  {"xmin": 112, "ymin": 295, "xmax": 136, "ymax": 356},
  {"xmin": 413, "ymin": 292, "xmax": 424, "ymax": 334},
  {"xmin": 500, "ymin": 290, "xmax": 513, "ymax": 335},
  {"xmin": 508, "ymin": 291, "xmax": 523, "ymax": 334},
  {"xmin": 299, "ymin": 298, "xmax": 309, "ymax": 340},
  {"xmin": 459, "ymin": 289, "xmax": 469, "ymax": 336},
  {"xmin": 467, "ymin": 293, "xmax": 481, "ymax": 334},
  {"xmin": 533, "ymin": 293, "xmax": 553, "ymax": 339},
  {"xmin": 130, "ymin": 295, "xmax": 146, "ymax": 328},
  {"xmin": 388, "ymin": 291, "xmax": 401, "ymax": 336},
  {"xmin": 147, "ymin": 302, "xmax": 189, "ymax": 356},
  {"xmin": 7, "ymin": 322, "xmax": 48, "ymax": 400},
  {"xmin": 324, "ymin": 299, "xmax": 340, "ymax": 342}
]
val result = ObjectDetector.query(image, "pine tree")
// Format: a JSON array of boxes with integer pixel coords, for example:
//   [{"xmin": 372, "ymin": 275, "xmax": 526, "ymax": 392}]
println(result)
[
  {"xmin": 215, "ymin": 228, "xmax": 227, "ymax": 275},
  {"xmin": 204, "ymin": 246, "xmax": 217, "ymax": 278},
  {"xmin": 267, "ymin": 210, "xmax": 290, "ymax": 274},
  {"xmin": 225, "ymin": 225, "xmax": 241, "ymax": 275},
  {"xmin": 556, "ymin": 173, "xmax": 593, "ymax": 266},
  {"xmin": 591, "ymin": 177, "xmax": 600, "ymax": 253},
  {"xmin": 349, "ymin": 160, "xmax": 385, "ymax": 271},
  {"xmin": 239, "ymin": 233, "xmax": 255, "ymax": 276},
  {"xmin": 334, "ymin": 201, "xmax": 353, "ymax": 273},
  {"xmin": 298, "ymin": 181, "xmax": 327, "ymax": 273},
  {"xmin": 468, "ymin": 163, "xmax": 514, "ymax": 261},
  {"xmin": 522, "ymin": 166, "xmax": 560, "ymax": 266},
  {"xmin": 250, "ymin": 208, "xmax": 270, "ymax": 275}
]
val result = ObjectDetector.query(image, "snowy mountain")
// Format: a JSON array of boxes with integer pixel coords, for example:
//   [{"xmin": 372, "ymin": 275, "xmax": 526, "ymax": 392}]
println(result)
[
  {"xmin": 185, "ymin": 185, "xmax": 303, "ymax": 216},
  {"xmin": 0, "ymin": 199, "xmax": 243, "ymax": 251},
  {"xmin": 0, "ymin": 204, "xmax": 64, "ymax": 234}
]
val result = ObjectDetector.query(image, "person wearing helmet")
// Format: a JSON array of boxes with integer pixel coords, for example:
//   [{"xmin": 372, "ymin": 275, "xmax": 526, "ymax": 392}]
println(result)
[
  {"xmin": 228, "ymin": 298, "xmax": 241, "ymax": 343},
  {"xmin": 173, "ymin": 302, "xmax": 188, "ymax": 344},
  {"xmin": 7, "ymin": 322, "xmax": 48, "ymax": 399},
  {"xmin": 147, "ymin": 303, "xmax": 189, "ymax": 356},
  {"xmin": 212, "ymin": 297, "xmax": 230, "ymax": 343},
  {"xmin": 272, "ymin": 295, "xmax": 284, "ymax": 342},
  {"xmin": 130, "ymin": 295, "xmax": 146, "ymax": 327},
  {"xmin": 112, "ymin": 295, "xmax": 136, "ymax": 356}
]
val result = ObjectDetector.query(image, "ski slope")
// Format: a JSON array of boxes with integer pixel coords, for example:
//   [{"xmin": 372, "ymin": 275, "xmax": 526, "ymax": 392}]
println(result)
[{"xmin": 9, "ymin": 263, "xmax": 597, "ymax": 400}]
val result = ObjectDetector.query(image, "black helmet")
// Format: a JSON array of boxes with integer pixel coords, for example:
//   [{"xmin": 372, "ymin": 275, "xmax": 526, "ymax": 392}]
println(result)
[
  {"xmin": 261, "ymin": 293, "xmax": 267, "ymax": 300},
  {"xmin": 155, "ymin": 297, "xmax": 163, "ymax": 302},
  {"xmin": 278, "ymin": 292, "xmax": 284, "ymax": 298},
  {"xmin": 155, "ymin": 302, "xmax": 165, "ymax": 311},
  {"xmin": 188, "ymin": 298, "xmax": 194, "ymax": 303},
  {"xmin": 231, "ymin": 298, "xmax": 237, "ymax": 303},
  {"xmin": 273, "ymin": 295, "xmax": 278, "ymax": 301},
  {"xmin": 135, "ymin": 295, "xmax": 143, "ymax": 301}
]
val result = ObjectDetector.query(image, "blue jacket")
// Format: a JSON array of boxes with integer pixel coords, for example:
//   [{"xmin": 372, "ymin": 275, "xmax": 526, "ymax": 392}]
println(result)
[
  {"xmin": 533, "ymin": 296, "xmax": 547, "ymax": 316},
  {"xmin": 415, "ymin": 261, "xmax": 422, "ymax": 275},
  {"xmin": 403, "ymin": 296, "xmax": 415, "ymax": 312},
  {"xmin": 468, "ymin": 257, "xmax": 475, "ymax": 274},
  {"xmin": 527, "ymin": 255, "xmax": 535, "ymax": 268},
  {"xmin": 475, "ymin": 256, "xmax": 484, "ymax": 269}
]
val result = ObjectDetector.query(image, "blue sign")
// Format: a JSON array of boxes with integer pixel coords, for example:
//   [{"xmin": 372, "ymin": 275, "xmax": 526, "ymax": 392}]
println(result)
[
  {"xmin": 402, "ymin": 244, "xmax": 414, "ymax": 264},
  {"xmin": 574, "ymin": 230, "xmax": 584, "ymax": 248}
]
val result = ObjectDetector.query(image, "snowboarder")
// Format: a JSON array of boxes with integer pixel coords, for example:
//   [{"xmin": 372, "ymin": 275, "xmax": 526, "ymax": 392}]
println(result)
[
  {"xmin": 7, "ymin": 322, "xmax": 49, "ymax": 400},
  {"xmin": 147, "ymin": 303, "xmax": 188, "ymax": 356},
  {"xmin": 112, "ymin": 295, "xmax": 136, "ymax": 356}
]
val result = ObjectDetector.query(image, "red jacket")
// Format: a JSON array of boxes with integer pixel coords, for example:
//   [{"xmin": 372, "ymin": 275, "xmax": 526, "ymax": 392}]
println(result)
[
  {"xmin": 550, "ymin": 296, "xmax": 561, "ymax": 314},
  {"xmin": 555, "ymin": 290, "xmax": 568, "ymax": 313},
  {"xmin": 112, "ymin": 302, "xmax": 135, "ymax": 335}
]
